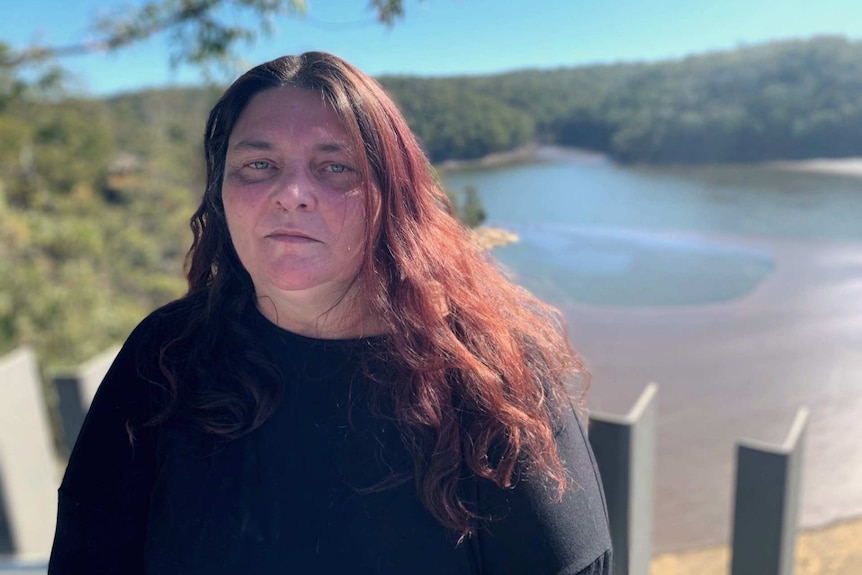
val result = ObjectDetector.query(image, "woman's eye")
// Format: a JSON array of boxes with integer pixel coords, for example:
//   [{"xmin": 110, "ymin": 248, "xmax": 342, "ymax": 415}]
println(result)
[
  {"xmin": 248, "ymin": 160, "xmax": 272, "ymax": 170},
  {"xmin": 325, "ymin": 163, "xmax": 348, "ymax": 173}
]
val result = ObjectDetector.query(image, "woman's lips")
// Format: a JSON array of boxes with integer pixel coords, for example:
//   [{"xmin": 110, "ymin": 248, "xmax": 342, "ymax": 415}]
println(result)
[{"xmin": 267, "ymin": 230, "xmax": 318, "ymax": 244}]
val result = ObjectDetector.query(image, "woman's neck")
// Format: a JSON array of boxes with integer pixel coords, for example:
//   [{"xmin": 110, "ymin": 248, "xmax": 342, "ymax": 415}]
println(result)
[{"xmin": 254, "ymin": 288, "xmax": 385, "ymax": 340}]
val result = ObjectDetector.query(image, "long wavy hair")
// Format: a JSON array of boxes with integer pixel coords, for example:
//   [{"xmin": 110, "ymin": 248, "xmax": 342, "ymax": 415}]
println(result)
[{"xmin": 158, "ymin": 51, "xmax": 587, "ymax": 539}]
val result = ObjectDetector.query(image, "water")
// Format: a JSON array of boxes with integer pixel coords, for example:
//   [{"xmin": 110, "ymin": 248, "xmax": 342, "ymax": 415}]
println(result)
[
  {"xmin": 490, "ymin": 225, "xmax": 774, "ymax": 306},
  {"xmin": 446, "ymin": 154, "xmax": 862, "ymax": 307},
  {"xmin": 443, "ymin": 150, "xmax": 862, "ymax": 552},
  {"xmin": 446, "ymin": 153, "xmax": 862, "ymax": 240}
]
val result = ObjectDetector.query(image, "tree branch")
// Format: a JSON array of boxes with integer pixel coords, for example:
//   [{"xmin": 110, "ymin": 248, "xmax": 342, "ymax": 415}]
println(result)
[{"xmin": 0, "ymin": 0, "xmax": 407, "ymax": 69}]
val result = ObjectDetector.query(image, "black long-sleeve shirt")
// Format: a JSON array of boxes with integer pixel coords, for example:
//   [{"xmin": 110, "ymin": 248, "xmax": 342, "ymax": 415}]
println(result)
[{"xmin": 49, "ymin": 298, "xmax": 612, "ymax": 574}]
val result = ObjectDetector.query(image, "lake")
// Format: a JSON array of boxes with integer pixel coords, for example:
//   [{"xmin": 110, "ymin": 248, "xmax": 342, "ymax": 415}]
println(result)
[{"xmin": 443, "ymin": 148, "xmax": 862, "ymax": 552}]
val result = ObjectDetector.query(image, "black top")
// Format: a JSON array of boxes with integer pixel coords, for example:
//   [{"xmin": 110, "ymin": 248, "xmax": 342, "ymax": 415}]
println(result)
[{"xmin": 49, "ymin": 298, "xmax": 612, "ymax": 574}]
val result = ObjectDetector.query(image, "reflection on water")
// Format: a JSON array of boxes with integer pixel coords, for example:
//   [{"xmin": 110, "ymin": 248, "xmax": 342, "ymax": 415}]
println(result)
[{"xmin": 494, "ymin": 224, "xmax": 774, "ymax": 306}]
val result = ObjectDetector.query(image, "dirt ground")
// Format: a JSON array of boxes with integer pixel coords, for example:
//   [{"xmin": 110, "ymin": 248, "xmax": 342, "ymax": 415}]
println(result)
[{"xmin": 651, "ymin": 517, "xmax": 862, "ymax": 575}]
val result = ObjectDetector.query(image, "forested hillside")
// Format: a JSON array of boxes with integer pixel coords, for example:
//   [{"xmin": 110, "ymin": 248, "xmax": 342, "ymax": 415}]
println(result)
[
  {"xmin": 0, "ymin": 87, "xmax": 216, "ymax": 369},
  {"xmin": 379, "ymin": 35, "xmax": 862, "ymax": 164},
  {"xmin": 2, "ymin": 36, "xmax": 861, "ymax": 370}
]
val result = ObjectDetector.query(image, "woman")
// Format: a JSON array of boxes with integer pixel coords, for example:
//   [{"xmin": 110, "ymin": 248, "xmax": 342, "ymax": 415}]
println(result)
[{"xmin": 49, "ymin": 52, "xmax": 612, "ymax": 574}]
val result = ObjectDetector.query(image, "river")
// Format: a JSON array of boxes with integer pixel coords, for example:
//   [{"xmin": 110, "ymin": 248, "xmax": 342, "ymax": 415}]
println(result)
[{"xmin": 443, "ymin": 148, "xmax": 862, "ymax": 552}]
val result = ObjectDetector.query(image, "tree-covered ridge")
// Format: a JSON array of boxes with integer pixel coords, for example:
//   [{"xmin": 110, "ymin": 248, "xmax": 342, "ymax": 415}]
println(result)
[
  {"xmin": 46, "ymin": 34, "xmax": 862, "ymax": 169},
  {"xmin": 3, "ymin": 35, "xmax": 862, "ymax": 370},
  {"xmin": 379, "ymin": 76, "xmax": 535, "ymax": 162},
  {"xmin": 379, "ymin": 35, "xmax": 862, "ymax": 164},
  {"xmin": 594, "ymin": 36, "xmax": 862, "ymax": 163}
]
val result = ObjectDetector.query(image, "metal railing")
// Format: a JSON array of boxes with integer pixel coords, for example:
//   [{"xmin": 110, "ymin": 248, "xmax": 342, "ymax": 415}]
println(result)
[
  {"xmin": 589, "ymin": 383, "xmax": 658, "ymax": 575},
  {"xmin": 730, "ymin": 407, "xmax": 809, "ymax": 575},
  {"xmin": 0, "ymin": 347, "xmax": 810, "ymax": 574}
]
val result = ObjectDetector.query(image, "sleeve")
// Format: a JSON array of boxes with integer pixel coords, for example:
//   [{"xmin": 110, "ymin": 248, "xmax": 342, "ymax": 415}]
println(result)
[
  {"xmin": 472, "ymin": 406, "xmax": 613, "ymax": 575},
  {"xmin": 48, "ymin": 315, "xmax": 166, "ymax": 575}
]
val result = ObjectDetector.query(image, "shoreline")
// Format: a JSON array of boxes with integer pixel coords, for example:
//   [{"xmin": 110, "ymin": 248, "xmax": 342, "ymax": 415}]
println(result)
[
  {"xmin": 437, "ymin": 143, "xmax": 862, "ymax": 180},
  {"xmin": 471, "ymin": 226, "xmax": 519, "ymax": 250},
  {"xmin": 651, "ymin": 515, "xmax": 862, "ymax": 575},
  {"xmin": 436, "ymin": 144, "xmax": 607, "ymax": 173},
  {"xmin": 766, "ymin": 157, "xmax": 862, "ymax": 179},
  {"xmin": 436, "ymin": 143, "xmax": 542, "ymax": 172}
]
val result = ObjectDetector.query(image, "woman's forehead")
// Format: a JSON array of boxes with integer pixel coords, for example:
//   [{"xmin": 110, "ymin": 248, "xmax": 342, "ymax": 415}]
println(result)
[{"xmin": 229, "ymin": 87, "xmax": 349, "ymax": 146}]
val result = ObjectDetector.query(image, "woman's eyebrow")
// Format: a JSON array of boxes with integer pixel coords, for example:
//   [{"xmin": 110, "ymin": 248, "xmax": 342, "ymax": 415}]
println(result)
[
  {"xmin": 316, "ymin": 142, "xmax": 351, "ymax": 154},
  {"xmin": 230, "ymin": 140, "xmax": 350, "ymax": 154},
  {"xmin": 231, "ymin": 139, "xmax": 275, "ymax": 152}
]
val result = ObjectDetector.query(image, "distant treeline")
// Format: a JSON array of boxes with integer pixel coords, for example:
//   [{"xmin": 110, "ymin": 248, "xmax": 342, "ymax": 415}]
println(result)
[
  {"xmin": 377, "ymin": 36, "xmax": 862, "ymax": 164},
  {"xmin": 82, "ymin": 35, "xmax": 862, "ymax": 167}
]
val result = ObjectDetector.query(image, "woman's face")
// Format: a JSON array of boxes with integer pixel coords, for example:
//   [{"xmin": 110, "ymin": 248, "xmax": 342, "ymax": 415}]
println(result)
[{"xmin": 222, "ymin": 86, "xmax": 374, "ymax": 313}]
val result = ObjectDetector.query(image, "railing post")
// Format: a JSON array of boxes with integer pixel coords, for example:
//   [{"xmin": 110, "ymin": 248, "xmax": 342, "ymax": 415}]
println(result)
[
  {"xmin": 0, "ymin": 347, "xmax": 58, "ymax": 561},
  {"xmin": 52, "ymin": 346, "xmax": 118, "ymax": 454},
  {"xmin": 588, "ymin": 383, "xmax": 658, "ymax": 575},
  {"xmin": 0, "ymin": 468, "xmax": 14, "ymax": 555},
  {"xmin": 730, "ymin": 407, "xmax": 808, "ymax": 575}
]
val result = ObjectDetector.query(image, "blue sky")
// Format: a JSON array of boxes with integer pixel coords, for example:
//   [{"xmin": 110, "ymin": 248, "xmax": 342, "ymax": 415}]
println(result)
[{"xmin": 4, "ymin": 0, "xmax": 862, "ymax": 95}]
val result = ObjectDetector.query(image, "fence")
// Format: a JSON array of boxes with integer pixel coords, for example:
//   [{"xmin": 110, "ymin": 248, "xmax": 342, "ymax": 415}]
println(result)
[{"xmin": 0, "ymin": 346, "xmax": 809, "ymax": 574}]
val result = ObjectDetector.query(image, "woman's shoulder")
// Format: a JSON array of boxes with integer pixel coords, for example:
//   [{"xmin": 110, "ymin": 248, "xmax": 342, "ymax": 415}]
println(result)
[
  {"xmin": 96, "ymin": 292, "xmax": 208, "ymax": 395},
  {"xmin": 474, "ymin": 402, "xmax": 612, "ymax": 574},
  {"xmin": 123, "ymin": 291, "xmax": 207, "ymax": 349},
  {"xmin": 141, "ymin": 291, "xmax": 206, "ymax": 331}
]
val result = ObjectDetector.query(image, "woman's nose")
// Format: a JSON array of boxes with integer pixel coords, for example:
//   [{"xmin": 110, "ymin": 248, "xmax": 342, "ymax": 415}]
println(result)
[{"xmin": 272, "ymin": 165, "xmax": 317, "ymax": 211}]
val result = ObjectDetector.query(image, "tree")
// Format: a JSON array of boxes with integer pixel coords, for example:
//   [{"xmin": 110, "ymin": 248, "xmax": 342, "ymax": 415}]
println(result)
[
  {"xmin": 457, "ymin": 185, "xmax": 486, "ymax": 228},
  {"xmin": 0, "ymin": 0, "xmax": 408, "ymax": 70},
  {"xmin": 444, "ymin": 185, "xmax": 485, "ymax": 229}
]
